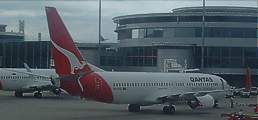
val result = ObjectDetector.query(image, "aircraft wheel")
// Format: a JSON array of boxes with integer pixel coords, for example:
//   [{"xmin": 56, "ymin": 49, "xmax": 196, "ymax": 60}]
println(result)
[
  {"xmin": 34, "ymin": 92, "xmax": 42, "ymax": 98},
  {"xmin": 128, "ymin": 104, "xmax": 140, "ymax": 112},
  {"xmin": 52, "ymin": 89, "xmax": 61, "ymax": 95},
  {"xmin": 213, "ymin": 100, "xmax": 219, "ymax": 108},
  {"xmin": 163, "ymin": 105, "xmax": 176, "ymax": 114},
  {"xmin": 14, "ymin": 91, "xmax": 23, "ymax": 97}
]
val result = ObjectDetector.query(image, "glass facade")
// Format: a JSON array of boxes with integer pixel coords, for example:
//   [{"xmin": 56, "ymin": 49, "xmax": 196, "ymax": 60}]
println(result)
[
  {"xmin": 100, "ymin": 47, "xmax": 157, "ymax": 67},
  {"xmin": 118, "ymin": 28, "xmax": 164, "ymax": 40},
  {"xmin": 175, "ymin": 27, "xmax": 257, "ymax": 38},
  {"xmin": 0, "ymin": 35, "xmax": 24, "ymax": 42},
  {"xmin": 0, "ymin": 35, "xmax": 23, "ymax": 39},
  {"xmin": 205, "ymin": 16, "xmax": 257, "ymax": 23},
  {"xmin": 100, "ymin": 46, "xmax": 258, "ymax": 68},
  {"xmin": 144, "ymin": 28, "xmax": 164, "ymax": 38},
  {"xmin": 174, "ymin": 28, "xmax": 202, "ymax": 37},
  {"xmin": 0, "ymin": 41, "xmax": 51, "ymax": 68},
  {"xmin": 194, "ymin": 47, "xmax": 258, "ymax": 68},
  {"xmin": 100, "ymin": 56, "xmax": 121, "ymax": 66},
  {"xmin": 118, "ymin": 27, "xmax": 257, "ymax": 40},
  {"xmin": 124, "ymin": 47, "xmax": 157, "ymax": 66},
  {"xmin": 118, "ymin": 16, "xmax": 177, "ymax": 25},
  {"xmin": 117, "ymin": 16, "xmax": 257, "ymax": 25}
]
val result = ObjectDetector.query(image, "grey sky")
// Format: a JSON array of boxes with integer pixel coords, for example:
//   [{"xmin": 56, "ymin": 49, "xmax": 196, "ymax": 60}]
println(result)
[{"xmin": 0, "ymin": 0, "xmax": 256, "ymax": 43}]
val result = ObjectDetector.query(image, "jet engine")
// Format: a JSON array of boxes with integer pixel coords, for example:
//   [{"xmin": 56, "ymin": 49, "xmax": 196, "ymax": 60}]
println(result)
[{"xmin": 187, "ymin": 94, "xmax": 215, "ymax": 109}]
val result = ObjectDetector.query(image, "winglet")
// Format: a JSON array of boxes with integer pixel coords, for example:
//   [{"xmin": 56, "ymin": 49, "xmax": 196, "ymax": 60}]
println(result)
[{"xmin": 23, "ymin": 63, "xmax": 32, "ymax": 72}]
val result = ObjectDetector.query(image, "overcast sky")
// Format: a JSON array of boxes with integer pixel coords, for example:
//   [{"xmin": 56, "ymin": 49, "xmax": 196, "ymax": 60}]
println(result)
[{"xmin": 0, "ymin": 0, "xmax": 256, "ymax": 43}]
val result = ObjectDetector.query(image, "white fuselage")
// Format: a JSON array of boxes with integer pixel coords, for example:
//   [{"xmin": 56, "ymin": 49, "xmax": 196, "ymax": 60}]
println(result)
[
  {"xmin": 98, "ymin": 72, "xmax": 229, "ymax": 104},
  {"xmin": 0, "ymin": 68, "xmax": 57, "ymax": 91}
]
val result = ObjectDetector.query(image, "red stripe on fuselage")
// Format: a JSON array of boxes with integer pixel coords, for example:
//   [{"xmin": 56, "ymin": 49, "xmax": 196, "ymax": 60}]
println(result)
[{"xmin": 80, "ymin": 73, "xmax": 113, "ymax": 103}]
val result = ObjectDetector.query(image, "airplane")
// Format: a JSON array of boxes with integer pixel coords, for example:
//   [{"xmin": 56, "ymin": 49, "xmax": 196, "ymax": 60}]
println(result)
[
  {"xmin": 0, "ymin": 63, "xmax": 61, "ymax": 98},
  {"xmin": 45, "ymin": 6, "xmax": 231, "ymax": 114}
]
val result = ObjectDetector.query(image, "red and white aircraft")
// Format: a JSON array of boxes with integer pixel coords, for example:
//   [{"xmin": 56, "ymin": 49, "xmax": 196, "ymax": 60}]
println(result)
[{"xmin": 45, "ymin": 7, "xmax": 230, "ymax": 114}]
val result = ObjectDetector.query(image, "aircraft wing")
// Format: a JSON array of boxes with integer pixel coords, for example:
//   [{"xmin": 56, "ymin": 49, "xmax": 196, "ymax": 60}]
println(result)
[
  {"xmin": 21, "ymin": 84, "xmax": 56, "ymax": 92},
  {"xmin": 145, "ymin": 89, "xmax": 226, "ymax": 104},
  {"xmin": 20, "ymin": 79, "xmax": 55, "ymax": 92},
  {"xmin": 179, "ymin": 89, "xmax": 226, "ymax": 98}
]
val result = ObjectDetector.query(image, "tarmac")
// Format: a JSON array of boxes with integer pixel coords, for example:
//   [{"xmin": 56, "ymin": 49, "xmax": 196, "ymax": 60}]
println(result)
[{"xmin": 0, "ymin": 91, "xmax": 257, "ymax": 120}]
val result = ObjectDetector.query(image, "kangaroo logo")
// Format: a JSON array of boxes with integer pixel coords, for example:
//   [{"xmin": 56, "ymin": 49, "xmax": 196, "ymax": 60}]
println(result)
[{"xmin": 51, "ymin": 40, "xmax": 87, "ymax": 74}]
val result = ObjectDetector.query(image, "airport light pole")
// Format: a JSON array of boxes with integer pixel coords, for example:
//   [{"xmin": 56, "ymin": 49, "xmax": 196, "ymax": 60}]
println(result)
[
  {"xmin": 201, "ymin": 0, "xmax": 206, "ymax": 70},
  {"xmin": 98, "ymin": 0, "xmax": 102, "ymax": 66}
]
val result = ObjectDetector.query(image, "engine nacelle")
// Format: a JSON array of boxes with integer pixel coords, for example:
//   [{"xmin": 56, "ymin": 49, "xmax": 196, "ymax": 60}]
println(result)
[{"xmin": 188, "ymin": 94, "xmax": 215, "ymax": 109}]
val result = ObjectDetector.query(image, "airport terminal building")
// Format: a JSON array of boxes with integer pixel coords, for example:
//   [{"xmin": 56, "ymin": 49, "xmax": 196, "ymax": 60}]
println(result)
[
  {"xmin": 0, "ymin": 6, "xmax": 257, "ymax": 87},
  {"xmin": 110, "ymin": 6, "xmax": 258, "ymax": 86}
]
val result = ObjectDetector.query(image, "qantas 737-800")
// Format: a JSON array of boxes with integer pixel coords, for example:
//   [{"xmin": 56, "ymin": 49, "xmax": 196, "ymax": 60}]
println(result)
[{"xmin": 45, "ymin": 7, "xmax": 230, "ymax": 114}]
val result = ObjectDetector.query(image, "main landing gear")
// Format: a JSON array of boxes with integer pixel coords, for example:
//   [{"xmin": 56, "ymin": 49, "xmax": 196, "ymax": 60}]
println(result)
[
  {"xmin": 14, "ymin": 91, "xmax": 23, "ymax": 97},
  {"xmin": 33, "ymin": 91, "xmax": 43, "ymax": 98},
  {"xmin": 128, "ymin": 104, "xmax": 141, "ymax": 112},
  {"xmin": 163, "ymin": 105, "xmax": 176, "ymax": 114}
]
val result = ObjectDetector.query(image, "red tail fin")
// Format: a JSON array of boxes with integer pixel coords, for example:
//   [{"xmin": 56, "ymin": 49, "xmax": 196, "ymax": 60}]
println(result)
[{"xmin": 45, "ymin": 7, "xmax": 92, "ymax": 76}]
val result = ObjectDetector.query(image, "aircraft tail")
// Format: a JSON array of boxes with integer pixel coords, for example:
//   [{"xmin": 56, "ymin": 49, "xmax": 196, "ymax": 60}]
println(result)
[
  {"xmin": 46, "ymin": 7, "xmax": 93, "ymax": 95},
  {"xmin": 45, "ymin": 7, "xmax": 93, "ymax": 76}
]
